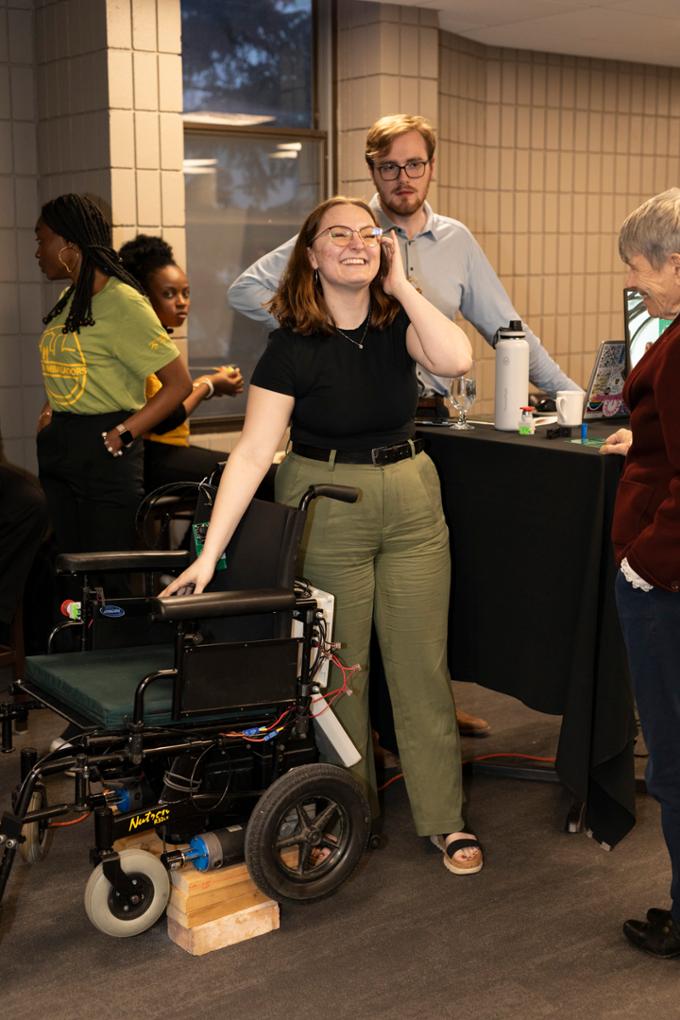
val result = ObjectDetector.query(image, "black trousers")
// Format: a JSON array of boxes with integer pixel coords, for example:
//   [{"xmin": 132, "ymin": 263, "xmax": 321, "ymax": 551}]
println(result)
[
  {"xmin": 37, "ymin": 411, "xmax": 144, "ymax": 555},
  {"xmin": 143, "ymin": 439, "xmax": 227, "ymax": 493},
  {"xmin": 0, "ymin": 464, "xmax": 48, "ymax": 626},
  {"xmin": 145, "ymin": 441, "xmax": 279, "ymax": 503}
]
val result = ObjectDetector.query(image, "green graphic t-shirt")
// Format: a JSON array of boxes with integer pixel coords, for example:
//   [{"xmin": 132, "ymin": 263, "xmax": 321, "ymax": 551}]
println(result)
[{"xmin": 39, "ymin": 277, "xmax": 180, "ymax": 413}]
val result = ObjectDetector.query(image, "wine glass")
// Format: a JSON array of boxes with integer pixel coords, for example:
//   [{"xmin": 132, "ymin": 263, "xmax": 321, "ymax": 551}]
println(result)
[{"xmin": 449, "ymin": 376, "xmax": 476, "ymax": 430}]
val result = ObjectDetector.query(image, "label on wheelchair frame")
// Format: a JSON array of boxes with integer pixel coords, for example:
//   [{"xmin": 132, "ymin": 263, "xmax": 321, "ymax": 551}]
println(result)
[
  {"xmin": 99, "ymin": 604, "xmax": 126, "ymax": 618},
  {"xmin": 127, "ymin": 806, "xmax": 171, "ymax": 832},
  {"xmin": 192, "ymin": 522, "xmax": 227, "ymax": 571}
]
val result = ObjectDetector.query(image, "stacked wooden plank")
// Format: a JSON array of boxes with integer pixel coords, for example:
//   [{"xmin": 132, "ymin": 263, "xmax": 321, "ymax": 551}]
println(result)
[{"xmin": 113, "ymin": 830, "xmax": 279, "ymax": 955}]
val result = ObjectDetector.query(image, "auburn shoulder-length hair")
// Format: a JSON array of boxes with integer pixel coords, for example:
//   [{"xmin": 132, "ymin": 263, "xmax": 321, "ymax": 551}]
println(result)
[{"xmin": 267, "ymin": 196, "xmax": 401, "ymax": 335}]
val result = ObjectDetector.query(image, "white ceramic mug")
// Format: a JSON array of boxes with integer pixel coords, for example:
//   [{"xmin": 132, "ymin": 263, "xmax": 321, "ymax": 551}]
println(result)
[{"xmin": 555, "ymin": 390, "xmax": 585, "ymax": 427}]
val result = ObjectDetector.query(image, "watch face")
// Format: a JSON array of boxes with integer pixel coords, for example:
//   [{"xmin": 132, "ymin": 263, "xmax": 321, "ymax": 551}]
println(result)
[{"xmin": 117, "ymin": 427, "xmax": 134, "ymax": 447}]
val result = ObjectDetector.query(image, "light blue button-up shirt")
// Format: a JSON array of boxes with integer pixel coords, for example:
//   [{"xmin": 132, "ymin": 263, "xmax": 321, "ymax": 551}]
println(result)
[{"xmin": 228, "ymin": 194, "xmax": 580, "ymax": 396}]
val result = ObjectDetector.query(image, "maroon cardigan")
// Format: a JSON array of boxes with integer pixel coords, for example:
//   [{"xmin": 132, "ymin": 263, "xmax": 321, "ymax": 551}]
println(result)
[{"xmin": 611, "ymin": 313, "xmax": 680, "ymax": 591}]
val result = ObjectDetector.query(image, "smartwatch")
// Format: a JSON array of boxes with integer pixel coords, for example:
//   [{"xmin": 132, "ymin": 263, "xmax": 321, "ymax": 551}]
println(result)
[{"xmin": 115, "ymin": 423, "xmax": 135, "ymax": 448}]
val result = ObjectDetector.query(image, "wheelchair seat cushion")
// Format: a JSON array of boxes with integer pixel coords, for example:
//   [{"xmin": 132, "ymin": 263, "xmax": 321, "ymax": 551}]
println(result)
[{"xmin": 25, "ymin": 646, "xmax": 175, "ymax": 729}]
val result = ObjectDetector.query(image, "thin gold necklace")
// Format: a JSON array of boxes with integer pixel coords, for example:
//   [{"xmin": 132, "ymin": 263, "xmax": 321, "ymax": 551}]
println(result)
[{"xmin": 334, "ymin": 304, "xmax": 370, "ymax": 350}]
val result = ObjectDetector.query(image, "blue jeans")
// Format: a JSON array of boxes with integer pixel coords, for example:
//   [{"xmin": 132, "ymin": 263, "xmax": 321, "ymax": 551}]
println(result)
[{"xmin": 615, "ymin": 570, "xmax": 680, "ymax": 923}]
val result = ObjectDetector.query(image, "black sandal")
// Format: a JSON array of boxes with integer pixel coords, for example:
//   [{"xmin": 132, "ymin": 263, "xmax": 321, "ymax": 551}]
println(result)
[{"xmin": 430, "ymin": 834, "xmax": 484, "ymax": 875}]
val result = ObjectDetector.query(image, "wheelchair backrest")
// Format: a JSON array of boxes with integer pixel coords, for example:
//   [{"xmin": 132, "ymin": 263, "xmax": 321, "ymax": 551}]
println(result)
[{"xmin": 195, "ymin": 495, "xmax": 306, "ymax": 643}]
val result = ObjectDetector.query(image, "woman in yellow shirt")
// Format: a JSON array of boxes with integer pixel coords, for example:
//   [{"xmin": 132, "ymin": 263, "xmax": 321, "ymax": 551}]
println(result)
[
  {"xmin": 35, "ymin": 195, "xmax": 191, "ymax": 556},
  {"xmin": 119, "ymin": 235, "xmax": 243, "ymax": 493}
]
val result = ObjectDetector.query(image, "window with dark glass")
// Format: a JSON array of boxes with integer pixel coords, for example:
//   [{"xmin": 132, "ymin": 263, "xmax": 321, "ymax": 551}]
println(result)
[
  {"xmin": 181, "ymin": 0, "xmax": 326, "ymax": 420},
  {"xmin": 182, "ymin": 0, "xmax": 313, "ymax": 129}
]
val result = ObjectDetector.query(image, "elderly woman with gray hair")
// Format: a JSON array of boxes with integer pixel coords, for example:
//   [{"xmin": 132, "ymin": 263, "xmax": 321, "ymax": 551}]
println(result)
[{"xmin": 611, "ymin": 187, "xmax": 680, "ymax": 958}]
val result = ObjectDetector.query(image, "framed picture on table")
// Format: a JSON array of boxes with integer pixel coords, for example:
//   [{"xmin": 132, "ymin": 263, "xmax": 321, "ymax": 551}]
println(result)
[{"xmin": 583, "ymin": 340, "xmax": 628, "ymax": 420}]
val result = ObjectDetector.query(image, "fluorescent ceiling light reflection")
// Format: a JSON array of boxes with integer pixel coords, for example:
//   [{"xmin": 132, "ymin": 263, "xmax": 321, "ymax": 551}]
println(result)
[
  {"xmin": 277, "ymin": 142, "xmax": 302, "ymax": 151},
  {"xmin": 183, "ymin": 157, "xmax": 218, "ymax": 175},
  {"xmin": 269, "ymin": 151, "xmax": 299, "ymax": 159},
  {"xmin": 183, "ymin": 112, "xmax": 275, "ymax": 127}
]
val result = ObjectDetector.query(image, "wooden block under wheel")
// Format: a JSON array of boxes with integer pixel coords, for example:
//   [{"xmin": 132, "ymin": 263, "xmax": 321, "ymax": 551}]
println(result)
[{"xmin": 167, "ymin": 901, "xmax": 280, "ymax": 956}]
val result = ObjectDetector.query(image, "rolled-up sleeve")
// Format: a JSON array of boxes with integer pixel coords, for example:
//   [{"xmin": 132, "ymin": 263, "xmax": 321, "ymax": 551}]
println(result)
[{"xmin": 228, "ymin": 236, "xmax": 297, "ymax": 328}]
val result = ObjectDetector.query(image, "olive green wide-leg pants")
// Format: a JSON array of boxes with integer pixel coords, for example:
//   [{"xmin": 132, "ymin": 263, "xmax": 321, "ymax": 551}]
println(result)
[{"xmin": 276, "ymin": 449, "xmax": 464, "ymax": 837}]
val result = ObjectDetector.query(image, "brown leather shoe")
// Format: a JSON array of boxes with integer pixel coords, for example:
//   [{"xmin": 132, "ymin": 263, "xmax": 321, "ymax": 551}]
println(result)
[{"xmin": 456, "ymin": 708, "xmax": 491, "ymax": 737}]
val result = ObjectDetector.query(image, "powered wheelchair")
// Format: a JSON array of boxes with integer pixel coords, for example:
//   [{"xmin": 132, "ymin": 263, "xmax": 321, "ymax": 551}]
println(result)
[{"xmin": 0, "ymin": 483, "xmax": 371, "ymax": 938}]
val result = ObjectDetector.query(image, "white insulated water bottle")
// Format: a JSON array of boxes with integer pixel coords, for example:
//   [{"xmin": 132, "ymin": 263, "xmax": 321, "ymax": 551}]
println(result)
[{"xmin": 494, "ymin": 320, "xmax": 529, "ymax": 431}]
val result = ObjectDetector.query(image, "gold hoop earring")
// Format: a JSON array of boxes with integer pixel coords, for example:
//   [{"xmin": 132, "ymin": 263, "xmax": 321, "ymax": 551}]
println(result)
[{"xmin": 57, "ymin": 246, "xmax": 80, "ymax": 275}]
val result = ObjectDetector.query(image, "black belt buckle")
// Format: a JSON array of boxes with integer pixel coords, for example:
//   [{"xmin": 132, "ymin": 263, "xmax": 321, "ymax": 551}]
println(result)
[{"xmin": 371, "ymin": 440, "xmax": 411, "ymax": 466}]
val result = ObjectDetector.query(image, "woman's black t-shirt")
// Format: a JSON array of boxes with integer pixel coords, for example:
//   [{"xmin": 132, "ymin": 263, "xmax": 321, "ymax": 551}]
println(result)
[{"xmin": 250, "ymin": 309, "xmax": 417, "ymax": 450}]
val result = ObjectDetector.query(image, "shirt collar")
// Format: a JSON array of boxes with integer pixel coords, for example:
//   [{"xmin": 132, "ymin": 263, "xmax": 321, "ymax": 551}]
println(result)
[{"xmin": 369, "ymin": 194, "xmax": 439, "ymax": 239}]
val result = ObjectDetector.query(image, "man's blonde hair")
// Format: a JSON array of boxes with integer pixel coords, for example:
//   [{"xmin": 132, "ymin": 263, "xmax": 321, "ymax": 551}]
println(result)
[
  {"xmin": 365, "ymin": 114, "xmax": 437, "ymax": 167},
  {"xmin": 619, "ymin": 188, "xmax": 680, "ymax": 269}
]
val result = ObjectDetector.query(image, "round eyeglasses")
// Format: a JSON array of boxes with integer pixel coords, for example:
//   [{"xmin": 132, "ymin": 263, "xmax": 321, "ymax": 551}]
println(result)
[
  {"xmin": 311, "ymin": 225, "xmax": 383, "ymax": 247},
  {"xmin": 374, "ymin": 159, "xmax": 430, "ymax": 181}
]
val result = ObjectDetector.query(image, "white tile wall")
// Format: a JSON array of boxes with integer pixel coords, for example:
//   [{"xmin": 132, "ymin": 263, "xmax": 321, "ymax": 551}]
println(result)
[
  {"xmin": 4, "ymin": 0, "xmax": 186, "ymax": 469},
  {"xmin": 438, "ymin": 32, "xmax": 680, "ymax": 411},
  {"xmin": 336, "ymin": 1, "xmax": 439, "ymax": 200},
  {"xmin": 1, "ymin": 0, "xmax": 41, "ymax": 469}
]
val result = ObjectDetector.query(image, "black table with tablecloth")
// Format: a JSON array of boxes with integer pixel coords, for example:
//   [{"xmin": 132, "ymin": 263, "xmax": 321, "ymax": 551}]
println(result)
[{"xmin": 415, "ymin": 420, "xmax": 636, "ymax": 848}]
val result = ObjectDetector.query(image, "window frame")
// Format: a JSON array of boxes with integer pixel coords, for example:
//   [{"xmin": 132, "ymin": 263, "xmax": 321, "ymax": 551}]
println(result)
[{"xmin": 182, "ymin": 0, "xmax": 334, "ymax": 429}]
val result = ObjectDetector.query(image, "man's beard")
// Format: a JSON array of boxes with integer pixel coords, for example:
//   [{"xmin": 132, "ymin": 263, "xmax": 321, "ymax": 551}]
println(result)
[{"xmin": 380, "ymin": 187, "xmax": 426, "ymax": 218}]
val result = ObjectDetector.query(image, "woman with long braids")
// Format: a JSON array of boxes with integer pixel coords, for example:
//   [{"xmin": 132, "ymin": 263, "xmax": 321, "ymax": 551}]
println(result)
[
  {"xmin": 118, "ymin": 234, "xmax": 243, "ymax": 493},
  {"xmin": 162, "ymin": 196, "xmax": 484, "ymax": 877},
  {"xmin": 35, "ymin": 194, "xmax": 192, "ymax": 556}
]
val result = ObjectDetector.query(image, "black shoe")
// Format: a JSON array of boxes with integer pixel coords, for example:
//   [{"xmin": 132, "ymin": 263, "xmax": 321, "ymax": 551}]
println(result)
[
  {"xmin": 647, "ymin": 907, "xmax": 673, "ymax": 926},
  {"xmin": 623, "ymin": 912, "xmax": 680, "ymax": 958}
]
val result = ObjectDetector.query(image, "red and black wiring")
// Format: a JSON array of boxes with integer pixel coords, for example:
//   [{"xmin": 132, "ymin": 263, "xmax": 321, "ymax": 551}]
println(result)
[
  {"xmin": 309, "ymin": 653, "xmax": 360, "ymax": 718},
  {"xmin": 220, "ymin": 705, "xmax": 295, "ymax": 743}
]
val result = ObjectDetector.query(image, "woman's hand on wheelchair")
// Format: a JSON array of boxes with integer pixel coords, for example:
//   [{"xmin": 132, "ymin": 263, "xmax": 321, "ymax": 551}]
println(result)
[{"xmin": 160, "ymin": 557, "xmax": 215, "ymax": 597}]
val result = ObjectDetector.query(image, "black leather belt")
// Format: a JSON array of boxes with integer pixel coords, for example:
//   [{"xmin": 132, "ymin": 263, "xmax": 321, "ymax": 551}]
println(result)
[{"xmin": 291, "ymin": 438, "xmax": 424, "ymax": 466}]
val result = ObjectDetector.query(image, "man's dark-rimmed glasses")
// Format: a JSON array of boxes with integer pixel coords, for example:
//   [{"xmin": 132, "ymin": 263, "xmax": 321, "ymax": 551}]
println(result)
[{"xmin": 374, "ymin": 159, "xmax": 430, "ymax": 181}]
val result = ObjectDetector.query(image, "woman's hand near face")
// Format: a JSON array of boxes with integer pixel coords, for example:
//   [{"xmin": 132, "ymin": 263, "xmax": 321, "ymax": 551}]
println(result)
[
  {"xmin": 383, "ymin": 235, "xmax": 473, "ymax": 378},
  {"xmin": 379, "ymin": 231, "xmax": 410, "ymax": 299}
]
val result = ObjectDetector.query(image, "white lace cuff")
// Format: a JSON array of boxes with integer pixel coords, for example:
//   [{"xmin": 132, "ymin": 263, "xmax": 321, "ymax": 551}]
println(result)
[{"xmin": 620, "ymin": 557, "xmax": 654, "ymax": 592}]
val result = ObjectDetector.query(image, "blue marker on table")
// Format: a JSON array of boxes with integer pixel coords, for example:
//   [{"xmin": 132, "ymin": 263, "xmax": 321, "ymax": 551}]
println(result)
[{"xmin": 581, "ymin": 422, "xmax": 588, "ymax": 443}]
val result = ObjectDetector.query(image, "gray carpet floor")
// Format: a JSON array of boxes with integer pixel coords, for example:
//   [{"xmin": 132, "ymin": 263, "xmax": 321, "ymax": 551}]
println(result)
[{"xmin": 0, "ymin": 681, "xmax": 675, "ymax": 1020}]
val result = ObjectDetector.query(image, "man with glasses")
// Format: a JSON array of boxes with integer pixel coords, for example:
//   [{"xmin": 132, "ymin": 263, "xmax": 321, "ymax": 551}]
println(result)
[{"xmin": 228, "ymin": 113, "xmax": 581, "ymax": 739}]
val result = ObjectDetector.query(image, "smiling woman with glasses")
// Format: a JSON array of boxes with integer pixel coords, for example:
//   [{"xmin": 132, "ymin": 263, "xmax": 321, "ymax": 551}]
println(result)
[{"xmin": 162, "ymin": 194, "xmax": 486, "ymax": 880}]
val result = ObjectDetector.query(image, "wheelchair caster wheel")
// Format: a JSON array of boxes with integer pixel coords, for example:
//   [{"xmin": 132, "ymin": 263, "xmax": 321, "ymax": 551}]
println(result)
[
  {"xmin": 368, "ymin": 832, "xmax": 383, "ymax": 850},
  {"xmin": 84, "ymin": 849, "xmax": 170, "ymax": 937},
  {"xmin": 19, "ymin": 786, "xmax": 54, "ymax": 864},
  {"xmin": 245, "ymin": 763, "xmax": 370, "ymax": 905}
]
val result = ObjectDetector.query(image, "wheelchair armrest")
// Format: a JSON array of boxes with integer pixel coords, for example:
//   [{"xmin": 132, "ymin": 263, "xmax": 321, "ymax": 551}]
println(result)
[
  {"xmin": 151, "ymin": 588, "xmax": 296, "ymax": 621},
  {"xmin": 56, "ymin": 550, "xmax": 192, "ymax": 574}
]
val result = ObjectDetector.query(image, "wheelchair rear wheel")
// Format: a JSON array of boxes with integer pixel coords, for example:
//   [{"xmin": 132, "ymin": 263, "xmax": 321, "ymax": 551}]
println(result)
[
  {"xmin": 19, "ymin": 786, "xmax": 55, "ymax": 864},
  {"xmin": 245, "ymin": 763, "xmax": 370, "ymax": 904},
  {"xmin": 84, "ymin": 849, "xmax": 171, "ymax": 937}
]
